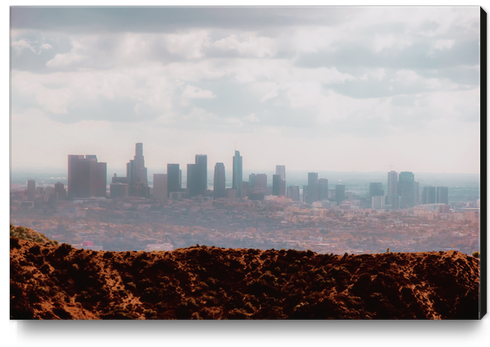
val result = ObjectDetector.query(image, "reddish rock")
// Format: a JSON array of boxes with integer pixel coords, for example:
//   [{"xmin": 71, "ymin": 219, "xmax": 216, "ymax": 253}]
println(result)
[{"xmin": 10, "ymin": 234, "xmax": 480, "ymax": 320}]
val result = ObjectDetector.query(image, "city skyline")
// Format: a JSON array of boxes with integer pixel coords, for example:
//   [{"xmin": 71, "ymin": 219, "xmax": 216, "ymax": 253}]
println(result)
[{"xmin": 10, "ymin": 7, "xmax": 481, "ymax": 174}]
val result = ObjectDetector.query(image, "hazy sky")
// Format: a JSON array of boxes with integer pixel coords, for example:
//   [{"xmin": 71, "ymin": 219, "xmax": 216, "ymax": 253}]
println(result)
[{"xmin": 10, "ymin": 6, "xmax": 481, "ymax": 174}]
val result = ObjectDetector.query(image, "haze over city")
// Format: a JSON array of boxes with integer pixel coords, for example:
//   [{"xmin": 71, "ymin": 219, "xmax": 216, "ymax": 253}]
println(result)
[{"xmin": 10, "ymin": 6, "xmax": 480, "ymax": 174}]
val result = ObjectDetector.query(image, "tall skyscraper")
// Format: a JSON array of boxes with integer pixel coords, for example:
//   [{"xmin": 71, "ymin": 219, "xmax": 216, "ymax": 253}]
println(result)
[
  {"xmin": 414, "ymin": 181, "xmax": 419, "ymax": 206},
  {"xmin": 272, "ymin": 174, "xmax": 281, "ymax": 196},
  {"xmin": 187, "ymin": 163, "xmax": 197, "ymax": 197},
  {"xmin": 213, "ymin": 163, "xmax": 226, "ymax": 199},
  {"xmin": 232, "ymin": 150, "xmax": 243, "ymax": 198},
  {"xmin": 307, "ymin": 172, "xmax": 318, "ymax": 204},
  {"xmin": 195, "ymin": 154, "xmax": 207, "ymax": 196},
  {"xmin": 436, "ymin": 186, "xmax": 449, "ymax": 204},
  {"xmin": 386, "ymin": 171, "xmax": 398, "ymax": 207},
  {"xmin": 422, "ymin": 186, "xmax": 436, "ymax": 204},
  {"xmin": 275, "ymin": 165, "xmax": 286, "ymax": 196},
  {"xmin": 26, "ymin": 179, "xmax": 36, "ymax": 200},
  {"xmin": 398, "ymin": 171, "xmax": 415, "ymax": 208},
  {"xmin": 186, "ymin": 155, "xmax": 207, "ymax": 197},
  {"xmin": 127, "ymin": 143, "xmax": 149, "ymax": 197},
  {"xmin": 68, "ymin": 154, "xmax": 107, "ymax": 199},
  {"xmin": 318, "ymin": 178, "xmax": 329, "ymax": 201},
  {"xmin": 335, "ymin": 184, "xmax": 345, "ymax": 206},
  {"xmin": 167, "ymin": 164, "xmax": 181, "ymax": 198},
  {"xmin": 153, "ymin": 173, "xmax": 167, "ymax": 201}
]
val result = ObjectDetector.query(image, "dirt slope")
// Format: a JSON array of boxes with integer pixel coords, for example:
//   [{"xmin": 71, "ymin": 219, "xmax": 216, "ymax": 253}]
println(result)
[{"xmin": 10, "ymin": 230, "xmax": 480, "ymax": 320}]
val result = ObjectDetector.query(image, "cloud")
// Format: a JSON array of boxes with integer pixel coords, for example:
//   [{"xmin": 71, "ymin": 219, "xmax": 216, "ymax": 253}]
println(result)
[
  {"xmin": 213, "ymin": 34, "xmax": 277, "ymax": 57},
  {"xmin": 182, "ymin": 85, "xmax": 216, "ymax": 99},
  {"xmin": 243, "ymin": 113, "xmax": 259, "ymax": 123}
]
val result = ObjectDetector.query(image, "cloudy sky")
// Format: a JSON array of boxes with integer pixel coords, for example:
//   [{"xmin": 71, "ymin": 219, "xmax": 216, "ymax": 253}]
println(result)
[{"xmin": 10, "ymin": 6, "xmax": 481, "ymax": 175}]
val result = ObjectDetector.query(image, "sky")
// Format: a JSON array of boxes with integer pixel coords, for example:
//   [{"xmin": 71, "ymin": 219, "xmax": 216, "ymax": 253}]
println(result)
[{"xmin": 10, "ymin": 6, "xmax": 481, "ymax": 175}]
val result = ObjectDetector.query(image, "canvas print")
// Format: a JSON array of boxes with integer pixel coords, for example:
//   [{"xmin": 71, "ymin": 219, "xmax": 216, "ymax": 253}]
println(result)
[{"xmin": 10, "ymin": 6, "xmax": 484, "ymax": 320}]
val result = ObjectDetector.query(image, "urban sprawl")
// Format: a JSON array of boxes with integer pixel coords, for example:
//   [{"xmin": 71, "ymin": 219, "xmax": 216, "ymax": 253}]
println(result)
[{"xmin": 10, "ymin": 143, "xmax": 480, "ymax": 255}]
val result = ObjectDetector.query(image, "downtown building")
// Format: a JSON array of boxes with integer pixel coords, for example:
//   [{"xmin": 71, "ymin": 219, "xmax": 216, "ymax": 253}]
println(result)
[
  {"xmin": 167, "ymin": 164, "xmax": 181, "ymax": 198},
  {"xmin": 153, "ymin": 173, "xmax": 168, "ymax": 201},
  {"xmin": 398, "ymin": 171, "xmax": 415, "ymax": 209},
  {"xmin": 306, "ymin": 172, "xmax": 319, "ymax": 204},
  {"xmin": 187, "ymin": 154, "xmax": 208, "ymax": 198},
  {"xmin": 232, "ymin": 150, "xmax": 243, "ymax": 198},
  {"xmin": 68, "ymin": 154, "xmax": 107, "ymax": 199},
  {"xmin": 386, "ymin": 171, "xmax": 398, "ymax": 208},
  {"xmin": 126, "ymin": 143, "xmax": 149, "ymax": 198},
  {"xmin": 436, "ymin": 186, "xmax": 449, "ymax": 204},
  {"xmin": 213, "ymin": 163, "xmax": 226, "ymax": 199}
]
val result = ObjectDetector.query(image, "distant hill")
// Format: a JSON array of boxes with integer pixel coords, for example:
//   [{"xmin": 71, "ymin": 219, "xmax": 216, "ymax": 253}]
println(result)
[{"xmin": 10, "ymin": 226, "xmax": 480, "ymax": 319}]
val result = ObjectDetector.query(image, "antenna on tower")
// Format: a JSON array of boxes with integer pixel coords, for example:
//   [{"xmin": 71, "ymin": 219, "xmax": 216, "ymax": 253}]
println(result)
[
  {"xmin": 234, "ymin": 140, "xmax": 236, "ymax": 152},
  {"xmin": 386, "ymin": 164, "xmax": 394, "ymax": 171}
]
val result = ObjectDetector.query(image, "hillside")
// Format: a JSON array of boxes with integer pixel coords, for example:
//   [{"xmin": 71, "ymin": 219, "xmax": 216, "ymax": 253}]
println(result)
[{"xmin": 10, "ymin": 226, "xmax": 480, "ymax": 320}]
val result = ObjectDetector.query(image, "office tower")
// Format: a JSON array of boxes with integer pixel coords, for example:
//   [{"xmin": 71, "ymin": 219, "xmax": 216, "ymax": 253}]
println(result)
[
  {"xmin": 398, "ymin": 171, "xmax": 415, "ymax": 208},
  {"xmin": 335, "ymin": 184, "xmax": 345, "ymax": 206},
  {"xmin": 369, "ymin": 182, "xmax": 384, "ymax": 199},
  {"xmin": 68, "ymin": 154, "xmax": 107, "ymax": 199},
  {"xmin": 54, "ymin": 182, "xmax": 66, "ymax": 200},
  {"xmin": 195, "ymin": 154, "xmax": 207, "ymax": 196},
  {"xmin": 436, "ymin": 186, "xmax": 449, "ymax": 204},
  {"xmin": 275, "ymin": 165, "xmax": 286, "ymax": 196},
  {"xmin": 109, "ymin": 173, "xmax": 128, "ymax": 198},
  {"xmin": 386, "ymin": 171, "xmax": 398, "ymax": 207},
  {"xmin": 26, "ymin": 179, "xmax": 36, "ymax": 200},
  {"xmin": 213, "ymin": 163, "xmax": 226, "ymax": 199},
  {"xmin": 422, "ymin": 186, "xmax": 436, "ymax": 204},
  {"xmin": 318, "ymin": 178, "xmax": 329, "ymax": 201},
  {"xmin": 307, "ymin": 172, "xmax": 318, "ymax": 204},
  {"xmin": 249, "ymin": 173, "xmax": 267, "ymax": 193},
  {"xmin": 272, "ymin": 174, "xmax": 281, "ymax": 196},
  {"xmin": 126, "ymin": 143, "xmax": 149, "ymax": 197},
  {"xmin": 187, "ymin": 163, "xmax": 197, "ymax": 197},
  {"xmin": 414, "ymin": 181, "xmax": 419, "ymax": 206},
  {"xmin": 287, "ymin": 186, "xmax": 300, "ymax": 201},
  {"xmin": 167, "ymin": 164, "xmax": 181, "ymax": 198},
  {"xmin": 232, "ymin": 150, "xmax": 243, "ymax": 198},
  {"xmin": 153, "ymin": 173, "xmax": 168, "ymax": 201}
]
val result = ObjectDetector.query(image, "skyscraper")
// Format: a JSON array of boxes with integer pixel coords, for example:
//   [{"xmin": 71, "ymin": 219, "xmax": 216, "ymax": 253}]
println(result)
[
  {"xmin": 272, "ymin": 174, "xmax": 281, "ymax": 196},
  {"xmin": 26, "ymin": 179, "xmax": 36, "ymax": 200},
  {"xmin": 436, "ymin": 186, "xmax": 449, "ymax": 204},
  {"xmin": 167, "ymin": 164, "xmax": 181, "ymax": 198},
  {"xmin": 249, "ymin": 173, "xmax": 267, "ymax": 193},
  {"xmin": 213, "ymin": 163, "xmax": 226, "ymax": 199},
  {"xmin": 187, "ymin": 163, "xmax": 197, "ymax": 197},
  {"xmin": 127, "ymin": 143, "xmax": 149, "ymax": 197},
  {"xmin": 68, "ymin": 154, "xmax": 107, "ymax": 199},
  {"xmin": 335, "ymin": 184, "xmax": 345, "ymax": 206},
  {"xmin": 422, "ymin": 186, "xmax": 436, "ymax": 204},
  {"xmin": 318, "ymin": 178, "xmax": 329, "ymax": 201},
  {"xmin": 398, "ymin": 171, "xmax": 415, "ymax": 208},
  {"xmin": 386, "ymin": 171, "xmax": 398, "ymax": 208},
  {"xmin": 307, "ymin": 172, "xmax": 318, "ymax": 204},
  {"xmin": 153, "ymin": 173, "xmax": 167, "ymax": 201},
  {"xmin": 275, "ymin": 165, "xmax": 286, "ymax": 196},
  {"xmin": 195, "ymin": 154, "xmax": 207, "ymax": 196},
  {"xmin": 232, "ymin": 150, "xmax": 243, "ymax": 198},
  {"xmin": 287, "ymin": 186, "xmax": 300, "ymax": 201},
  {"xmin": 54, "ymin": 182, "xmax": 66, "ymax": 200}
]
